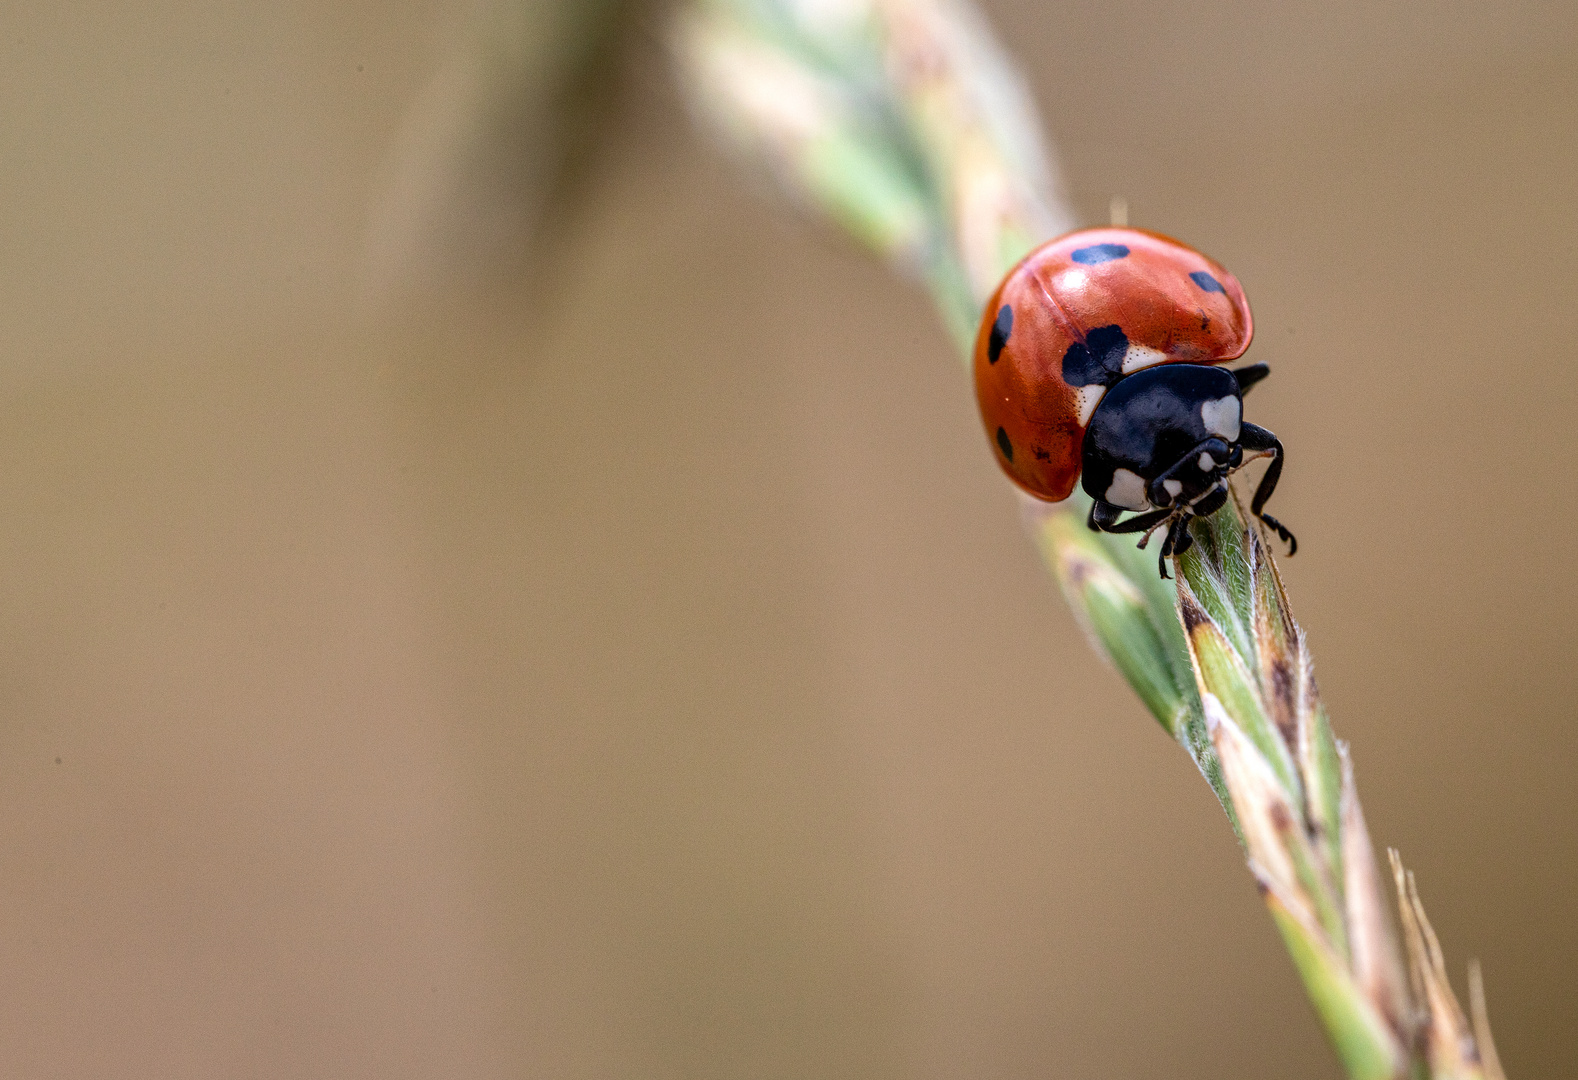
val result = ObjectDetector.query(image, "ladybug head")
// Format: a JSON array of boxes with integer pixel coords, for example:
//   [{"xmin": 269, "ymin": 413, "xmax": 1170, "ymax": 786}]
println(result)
[
  {"xmin": 1081, "ymin": 364, "xmax": 1250, "ymax": 513},
  {"xmin": 1079, "ymin": 358, "xmax": 1293, "ymax": 577}
]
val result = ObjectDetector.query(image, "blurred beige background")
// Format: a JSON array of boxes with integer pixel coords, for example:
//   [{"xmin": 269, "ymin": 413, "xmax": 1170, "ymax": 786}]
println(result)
[{"xmin": 0, "ymin": 1, "xmax": 1574, "ymax": 1077}]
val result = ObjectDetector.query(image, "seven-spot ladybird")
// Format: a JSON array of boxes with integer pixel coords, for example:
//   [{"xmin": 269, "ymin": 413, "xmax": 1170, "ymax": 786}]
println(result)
[{"xmin": 973, "ymin": 227, "xmax": 1294, "ymax": 577}]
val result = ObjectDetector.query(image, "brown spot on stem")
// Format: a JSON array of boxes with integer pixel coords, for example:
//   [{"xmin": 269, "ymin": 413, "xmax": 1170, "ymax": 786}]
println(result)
[{"xmin": 1269, "ymin": 656, "xmax": 1297, "ymax": 746}]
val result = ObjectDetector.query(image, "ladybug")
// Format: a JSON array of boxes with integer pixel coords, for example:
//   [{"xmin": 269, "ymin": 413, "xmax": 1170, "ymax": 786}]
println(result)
[{"xmin": 973, "ymin": 226, "xmax": 1295, "ymax": 577}]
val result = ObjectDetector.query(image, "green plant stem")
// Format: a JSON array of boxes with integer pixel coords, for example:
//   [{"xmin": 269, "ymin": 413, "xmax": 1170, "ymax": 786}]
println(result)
[{"xmin": 675, "ymin": 3, "xmax": 1506, "ymax": 1076}]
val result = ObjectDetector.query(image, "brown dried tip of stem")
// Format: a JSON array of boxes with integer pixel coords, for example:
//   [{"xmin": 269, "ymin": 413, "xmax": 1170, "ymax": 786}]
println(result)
[
  {"xmin": 1339, "ymin": 746, "xmax": 1415, "ymax": 1044},
  {"xmin": 1469, "ymin": 961, "xmax": 1507, "ymax": 1080},
  {"xmin": 1388, "ymin": 849, "xmax": 1504, "ymax": 1078}
]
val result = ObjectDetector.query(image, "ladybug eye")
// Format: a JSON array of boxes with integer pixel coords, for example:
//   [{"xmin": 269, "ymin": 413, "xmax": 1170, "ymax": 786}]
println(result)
[{"xmin": 1189, "ymin": 271, "xmax": 1226, "ymax": 294}]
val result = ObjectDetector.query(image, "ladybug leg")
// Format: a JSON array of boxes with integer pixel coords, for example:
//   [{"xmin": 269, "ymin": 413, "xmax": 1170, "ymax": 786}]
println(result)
[
  {"xmin": 1088, "ymin": 498, "xmax": 1118, "ymax": 532},
  {"xmin": 1156, "ymin": 519, "xmax": 1180, "ymax": 578},
  {"xmin": 1237, "ymin": 422, "xmax": 1282, "ymax": 505},
  {"xmin": 1238, "ymin": 423, "xmax": 1297, "ymax": 556},
  {"xmin": 1190, "ymin": 484, "xmax": 1229, "ymax": 519},
  {"xmin": 1232, "ymin": 363, "xmax": 1271, "ymax": 395},
  {"xmin": 1157, "ymin": 514, "xmax": 1195, "ymax": 578},
  {"xmin": 1093, "ymin": 505, "xmax": 1172, "ymax": 537},
  {"xmin": 1259, "ymin": 512, "xmax": 1298, "ymax": 556}
]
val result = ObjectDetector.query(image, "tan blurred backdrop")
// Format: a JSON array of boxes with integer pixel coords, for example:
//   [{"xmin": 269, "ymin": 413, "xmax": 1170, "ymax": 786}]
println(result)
[{"xmin": 0, "ymin": 1, "xmax": 1574, "ymax": 1077}]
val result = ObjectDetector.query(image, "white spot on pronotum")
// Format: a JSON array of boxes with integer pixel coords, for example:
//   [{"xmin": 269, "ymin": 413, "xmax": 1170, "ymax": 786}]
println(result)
[
  {"xmin": 1121, "ymin": 343, "xmax": 1169, "ymax": 374},
  {"xmin": 1162, "ymin": 479, "xmax": 1184, "ymax": 500},
  {"xmin": 1201, "ymin": 396, "xmax": 1241, "ymax": 441},
  {"xmin": 1198, "ymin": 452, "xmax": 1216, "ymax": 471},
  {"xmin": 1075, "ymin": 385, "xmax": 1106, "ymax": 426},
  {"xmin": 1105, "ymin": 468, "xmax": 1150, "ymax": 511}
]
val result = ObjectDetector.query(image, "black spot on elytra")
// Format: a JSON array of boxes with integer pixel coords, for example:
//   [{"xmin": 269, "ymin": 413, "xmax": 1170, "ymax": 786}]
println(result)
[
  {"xmin": 1071, "ymin": 243, "xmax": 1130, "ymax": 265},
  {"xmin": 988, "ymin": 304, "xmax": 1012, "ymax": 363},
  {"xmin": 1032, "ymin": 446, "xmax": 1051, "ymax": 461},
  {"xmin": 1061, "ymin": 324, "xmax": 1129, "ymax": 387},
  {"xmin": 996, "ymin": 427, "xmax": 1013, "ymax": 461},
  {"xmin": 1190, "ymin": 270, "xmax": 1226, "ymax": 293}
]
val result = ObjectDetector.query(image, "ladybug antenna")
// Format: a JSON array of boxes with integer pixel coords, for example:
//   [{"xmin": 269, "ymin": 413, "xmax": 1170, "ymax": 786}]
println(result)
[
  {"xmin": 1134, "ymin": 513, "xmax": 1173, "ymax": 551},
  {"xmin": 1108, "ymin": 195, "xmax": 1128, "ymax": 228}
]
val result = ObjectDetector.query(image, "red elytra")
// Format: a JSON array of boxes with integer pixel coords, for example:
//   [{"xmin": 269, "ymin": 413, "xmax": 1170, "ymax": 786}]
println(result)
[{"xmin": 973, "ymin": 227, "xmax": 1254, "ymax": 502}]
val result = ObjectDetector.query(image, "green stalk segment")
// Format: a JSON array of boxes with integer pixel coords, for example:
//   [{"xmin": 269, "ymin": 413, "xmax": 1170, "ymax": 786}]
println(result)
[
  {"xmin": 1036, "ymin": 511, "xmax": 1186, "ymax": 738},
  {"xmin": 1264, "ymin": 880, "xmax": 1408, "ymax": 1080}
]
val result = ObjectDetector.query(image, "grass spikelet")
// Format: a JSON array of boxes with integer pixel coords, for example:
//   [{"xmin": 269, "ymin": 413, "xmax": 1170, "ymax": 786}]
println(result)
[
  {"xmin": 1389, "ymin": 851, "xmax": 1505, "ymax": 1079},
  {"xmin": 1340, "ymin": 747, "xmax": 1414, "ymax": 1038}
]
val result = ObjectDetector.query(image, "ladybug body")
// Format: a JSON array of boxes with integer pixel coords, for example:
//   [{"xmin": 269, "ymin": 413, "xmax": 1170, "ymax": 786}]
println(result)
[{"xmin": 973, "ymin": 227, "xmax": 1294, "ymax": 575}]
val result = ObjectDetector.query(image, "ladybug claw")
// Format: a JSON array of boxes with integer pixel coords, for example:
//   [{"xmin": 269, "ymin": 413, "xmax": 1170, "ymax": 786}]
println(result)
[{"xmin": 1259, "ymin": 512, "xmax": 1298, "ymax": 556}]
